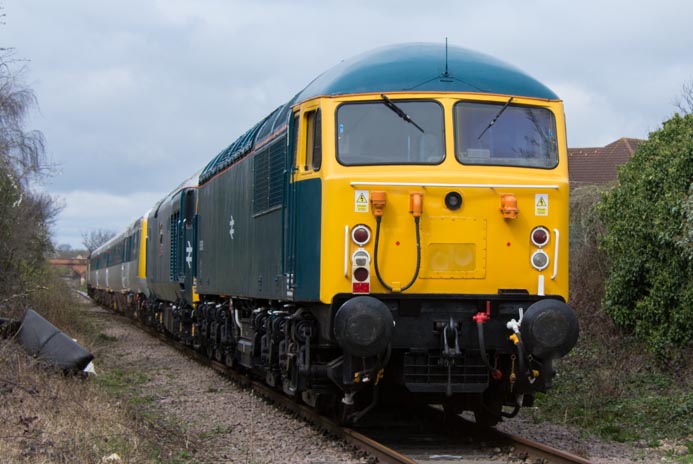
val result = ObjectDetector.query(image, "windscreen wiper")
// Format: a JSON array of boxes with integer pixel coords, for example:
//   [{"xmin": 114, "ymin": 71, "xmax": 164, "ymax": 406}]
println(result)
[
  {"xmin": 477, "ymin": 96, "xmax": 514, "ymax": 140},
  {"xmin": 380, "ymin": 94, "xmax": 424, "ymax": 133}
]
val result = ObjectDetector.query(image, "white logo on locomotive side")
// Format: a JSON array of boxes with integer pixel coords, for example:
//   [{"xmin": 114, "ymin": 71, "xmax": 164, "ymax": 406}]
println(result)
[
  {"xmin": 185, "ymin": 241, "xmax": 193, "ymax": 268},
  {"xmin": 229, "ymin": 215, "xmax": 235, "ymax": 239}
]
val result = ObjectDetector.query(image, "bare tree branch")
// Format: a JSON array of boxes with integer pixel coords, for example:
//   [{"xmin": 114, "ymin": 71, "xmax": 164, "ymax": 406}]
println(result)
[
  {"xmin": 81, "ymin": 229, "xmax": 116, "ymax": 253},
  {"xmin": 674, "ymin": 79, "xmax": 693, "ymax": 115},
  {"xmin": 0, "ymin": 43, "xmax": 56, "ymax": 303}
]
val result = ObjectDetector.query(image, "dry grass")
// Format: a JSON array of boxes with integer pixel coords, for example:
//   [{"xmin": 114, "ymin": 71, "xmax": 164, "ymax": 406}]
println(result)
[
  {"xmin": 0, "ymin": 339, "xmax": 152, "ymax": 463},
  {"xmin": 0, "ymin": 274, "xmax": 193, "ymax": 463}
]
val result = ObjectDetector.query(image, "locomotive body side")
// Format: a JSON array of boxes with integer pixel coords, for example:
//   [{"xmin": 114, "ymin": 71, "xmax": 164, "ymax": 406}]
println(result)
[{"xmin": 196, "ymin": 133, "xmax": 290, "ymax": 300}]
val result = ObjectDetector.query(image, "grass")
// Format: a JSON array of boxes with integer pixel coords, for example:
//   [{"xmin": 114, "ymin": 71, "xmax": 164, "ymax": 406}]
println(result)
[
  {"xmin": 98, "ymin": 367, "xmax": 151, "ymax": 395},
  {"xmin": 96, "ymin": 332, "xmax": 119, "ymax": 343},
  {"xmin": 532, "ymin": 333, "xmax": 693, "ymax": 449},
  {"xmin": 0, "ymin": 273, "xmax": 199, "ymax": 463},
  {"xmin": 0, "ymin": 340, "xmax": 151, "ymax": 463}
]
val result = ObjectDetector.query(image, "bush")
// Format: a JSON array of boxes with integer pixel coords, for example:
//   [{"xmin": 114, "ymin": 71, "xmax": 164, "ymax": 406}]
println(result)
[
  {"xmin": 568, "ymin": 185, "xmax": 618, "ymax": 340},
  {"xmin": 599, "ymin": 113, "xmax": 693, "ymax": 353}
]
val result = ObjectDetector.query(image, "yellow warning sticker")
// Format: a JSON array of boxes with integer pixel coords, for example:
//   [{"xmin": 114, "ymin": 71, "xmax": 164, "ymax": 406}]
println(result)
[
  {"xmin": 535, "ymin": 194, "xmax": 548, "ymax": 216},
  {"xmin": 355, "ymin": 190, "xmax": 369, "ymax": 213}
]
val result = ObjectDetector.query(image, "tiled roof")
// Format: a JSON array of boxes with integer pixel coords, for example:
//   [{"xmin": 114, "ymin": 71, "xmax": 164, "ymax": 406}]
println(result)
[{"xmin": 568, "ymin": 137, "xmax": 645, "ymax": 186}]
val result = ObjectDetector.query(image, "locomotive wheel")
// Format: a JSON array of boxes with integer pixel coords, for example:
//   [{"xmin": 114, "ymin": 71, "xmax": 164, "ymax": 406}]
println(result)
[
  {"xmin": 302, "ymin": 389, "xmax": 338, "ymax": 416},
  {"xmin": 473, "ymin": 406, "xmax": 501, "ymax": 428},
  {"xmin": 473, "ymin": 392, "xmax": 503, "ymax": 428},
  {"xmin": 442, "ymin": 399, "xmax": 464, "ymax": 423},
  {"xmin": 224, "ymin": 351, "xmax": 235, "ymax": 367},
  {"xmin": 266, "ymin": 370, "xmax": 278, "ymax": 388},
  {"xmin": 338, "ymin": 401, "xmax": 355, "ymax": 426}
]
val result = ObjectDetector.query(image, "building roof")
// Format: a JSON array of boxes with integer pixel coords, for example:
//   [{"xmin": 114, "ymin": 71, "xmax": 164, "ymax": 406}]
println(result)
[
  {"xmin": 568, "ymin": 137, "xmax": 645, "ymax": 186},
  {"xmin": 296, "ymin": 43, "xmax": 559, "ymax": 102}
]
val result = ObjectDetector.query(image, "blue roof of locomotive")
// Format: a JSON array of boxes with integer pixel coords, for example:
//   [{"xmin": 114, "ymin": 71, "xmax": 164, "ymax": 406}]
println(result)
[
  {"xmin": 200, "ymin": 43, "xmax": 558, "ymax": 184},
  {"xmin": 295, "ymin": 42, "xmax": 559, "ymax": 101}
]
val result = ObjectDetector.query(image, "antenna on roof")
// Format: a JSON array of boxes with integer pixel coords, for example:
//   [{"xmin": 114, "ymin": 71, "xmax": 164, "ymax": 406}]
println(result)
[{"xmin": 444, "ymin": 37, "xmax": 449, "ymax": 77}]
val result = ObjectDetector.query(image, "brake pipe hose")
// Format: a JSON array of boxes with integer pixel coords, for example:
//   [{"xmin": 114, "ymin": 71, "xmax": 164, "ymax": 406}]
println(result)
[{"xmin": 373, "ymin": 215, "xmax": 421, "ymax": 292}]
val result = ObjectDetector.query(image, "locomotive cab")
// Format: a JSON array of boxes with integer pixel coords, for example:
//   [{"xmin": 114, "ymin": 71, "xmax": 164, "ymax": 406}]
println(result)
[{"xmin": 285, "ymin": 44, "xmax": 580, "ymax": 424}]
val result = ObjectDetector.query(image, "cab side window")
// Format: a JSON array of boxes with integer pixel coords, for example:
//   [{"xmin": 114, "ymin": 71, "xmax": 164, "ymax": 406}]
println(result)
[{"xmin": 304, "ymin": 109, "xmax": 322, "ymax": 172}]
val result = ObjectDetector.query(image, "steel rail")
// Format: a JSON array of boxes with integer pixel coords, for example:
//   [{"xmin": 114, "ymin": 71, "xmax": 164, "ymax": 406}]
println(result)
[{"xmin": 494, "ymin": 430, "xmax": 594, "ymax": 464}]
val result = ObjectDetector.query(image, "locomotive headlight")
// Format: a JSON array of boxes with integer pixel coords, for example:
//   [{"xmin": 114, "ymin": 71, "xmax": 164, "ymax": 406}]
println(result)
[
  {"xmin": 352, "ymin": 225, "xmax": 371, "ymax": 246},
  {"xmin": 352, "ymin": 249, "xmax": 370, "ymax": 267},
  {"xmin": 531, "ymin": 250, "xmax": 550, "ymax": 271},
  {"xmin": 444, "ymin": 191, "xmax": 463, "ymax": 211}
]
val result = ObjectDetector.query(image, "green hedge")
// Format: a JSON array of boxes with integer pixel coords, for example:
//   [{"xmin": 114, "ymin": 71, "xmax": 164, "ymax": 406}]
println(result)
[{"xmin": 598, "ymin": 113, "xmax": 693, "ymax": 353}]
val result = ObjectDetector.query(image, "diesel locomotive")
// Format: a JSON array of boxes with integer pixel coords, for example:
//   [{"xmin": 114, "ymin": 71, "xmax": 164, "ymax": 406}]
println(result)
[{"xmin": 87, "ymin": 43, "xmax": 579, "ymax": 425}]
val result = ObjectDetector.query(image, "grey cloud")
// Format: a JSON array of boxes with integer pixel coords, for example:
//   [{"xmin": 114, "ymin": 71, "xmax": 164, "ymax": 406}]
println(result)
[{"xmin": 6, "ymin": 0, "xmax": 693, "ymax": 247}]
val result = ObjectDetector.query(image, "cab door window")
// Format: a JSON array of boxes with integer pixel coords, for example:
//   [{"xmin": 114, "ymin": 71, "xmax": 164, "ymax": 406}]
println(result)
[{"xmin": 303, "ymin": 109, "xmax": 322, "ymax": 172}]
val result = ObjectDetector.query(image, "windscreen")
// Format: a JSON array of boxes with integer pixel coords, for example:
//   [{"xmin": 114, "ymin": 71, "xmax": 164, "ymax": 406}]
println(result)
[
  {"xmin": 336, "ymin": 100, "xmax": 444, "ymax": 165},
  {"xmin": 455, "ymin": 101, "xmax": 558, "ymax": 168}
]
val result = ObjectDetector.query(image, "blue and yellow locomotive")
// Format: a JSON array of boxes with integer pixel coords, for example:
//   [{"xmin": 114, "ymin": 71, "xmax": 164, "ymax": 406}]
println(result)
[{"xmin": 88, "ymin": 43, "xmax": 579, "ymax": 425}]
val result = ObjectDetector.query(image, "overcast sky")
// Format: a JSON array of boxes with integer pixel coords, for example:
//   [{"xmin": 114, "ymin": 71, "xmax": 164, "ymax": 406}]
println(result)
[{"xmin": 5, "ymin": 1, "xmax": 693, "ymax": 248}]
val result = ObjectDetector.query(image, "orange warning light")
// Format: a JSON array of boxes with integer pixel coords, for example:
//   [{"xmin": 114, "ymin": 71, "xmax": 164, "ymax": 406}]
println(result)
[{"xmin": 500, "ymin": 193, "xmax": 519, "ymax": 219}]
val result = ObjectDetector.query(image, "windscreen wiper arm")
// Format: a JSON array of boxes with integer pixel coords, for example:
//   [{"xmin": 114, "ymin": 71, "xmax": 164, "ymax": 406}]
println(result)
[
  {"xmin": 380, "ymin": 94, "xmax": 424, "ymax": 133},
  {"xmin": 477, "ymin": 96, "xmax": 514, "ymax": 140}
]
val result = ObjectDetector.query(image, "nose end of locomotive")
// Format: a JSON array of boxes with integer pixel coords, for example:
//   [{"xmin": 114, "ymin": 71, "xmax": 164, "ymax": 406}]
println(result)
[
  {"xmin": 334, "ymin": 296, "xmax": 393, "ymax": 358},
  {"xmin": 520, "ymin": 299, "xmax": 579, "ymax": 359}
]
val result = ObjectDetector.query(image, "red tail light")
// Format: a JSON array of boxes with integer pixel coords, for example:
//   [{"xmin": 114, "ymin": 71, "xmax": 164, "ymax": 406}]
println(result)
[
  {"xmin": 352, "ymin": 224, "xmax": 371, "ymax": 246},
  {"xmin": 531, "ymin": 226, "xmax": 549, "ymax": 248},
  {"xmin": 353, "ymin": 267, "xmax": 369, "ymax": 282}
]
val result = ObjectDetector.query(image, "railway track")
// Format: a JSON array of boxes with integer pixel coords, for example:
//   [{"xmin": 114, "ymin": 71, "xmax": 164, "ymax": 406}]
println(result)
[{"xmin": 88, "ymin": 295, "xmax": 592, "ymax": 464}]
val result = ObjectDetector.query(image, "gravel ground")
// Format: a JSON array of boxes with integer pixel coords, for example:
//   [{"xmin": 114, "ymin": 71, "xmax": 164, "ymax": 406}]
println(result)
[
  {"xmin": 90, "ymin": 306, "xmax": 368, "ymax": 464},
  {"xmin": 89, "ymin": 303, "xmax": 666, "ymax": 463},
  {"xmin": 496, "ymin": 415, "xmax": 663, "ymax": 463}
]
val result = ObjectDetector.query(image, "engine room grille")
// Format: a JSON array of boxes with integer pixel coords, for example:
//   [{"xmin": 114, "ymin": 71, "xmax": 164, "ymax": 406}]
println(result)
[
  {"xmin": 253, "ymin": 136, "xmax": 286, "ymax": 215},
  {"xmin": 403, "ymin": 350, "xmax": 489, "ymax": 394},
  {"xmin": 169, "ymin": 211, "xmax": 180, "ymax": 281}
]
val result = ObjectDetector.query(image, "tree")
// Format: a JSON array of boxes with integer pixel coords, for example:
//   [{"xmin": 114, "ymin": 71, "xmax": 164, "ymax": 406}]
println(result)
[
  {"xmin": 0, "ymin": 56, "xmax": 47, "ymax": 185},
  {"xmin": 598, "ymin": 112, "xmax": 693, "ymax": 354},
  {"xmin": 81, "ymin": 229, "xmax": 116, "ymax": 253},
  {"xmin": 0, "ymin": 48, "xmax": 58, "ymax": 305}
]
